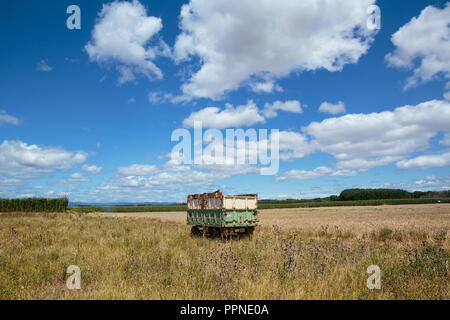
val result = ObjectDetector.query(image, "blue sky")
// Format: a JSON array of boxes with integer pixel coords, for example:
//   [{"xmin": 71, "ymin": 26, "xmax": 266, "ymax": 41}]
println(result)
[{"xmin": 0, "ymin": 0, "xmax": 449, "ymax": 203}]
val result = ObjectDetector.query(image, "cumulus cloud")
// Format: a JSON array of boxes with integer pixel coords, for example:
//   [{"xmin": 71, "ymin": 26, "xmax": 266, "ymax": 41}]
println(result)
[
  {"xmin": 0, "ymin": 140, "xmax": 87, "ymax": 179},
  {"xmin": 275, "ymin": 131, "xmax": 315, "ymax": 161},
  {"xmin": 279, "ymin": 99, "xmax": 450, "ymax": 179},
  {"xmin": 117, "ymin": 164, "xmax": 158, "ymax": 175},
  {"xmin": 82, "ymin": 164, "xmax": 103, "ymax": 174},
  {"xmin": 396, "ymin": 152, "xmax": 450, "ymax": 170},
  {"xmin": 262, "ymin": 100, "xmax": 302, "ymax": 119},
  {"xmin": 169, "ymin": 129, "xmax": 312, "ymax": 175},
  {"xmin": 97, "ymin": 160, "xmax": 232, "ymax": 202},
  {"xmin": 385, "ymin": 4, "xmax": 450, "ymax": 89},
  {"xmin": 304, "ymin": 99, "xmax": 450, "ymax": 172},
  {"xmin": 0, "ymin": 110, "xmax": 20, "ymax": 126},
  {"xmin": 174, "ymin": 0, "xmax": 377, "ymax": 99},
  {"xmin": 70, "ymin": 173, "xmax": 90, "ymax": 182},
  {"xmin": 182, "ymin": 100, "xmax": 304, "ymax": 129},
  {"xmin": 318, "ymin": 101, "xmax": 346, "ymax": 115},
  {"xmin": 182, "ymin": 100, "xmax": 265, "ymax": 129},
  {"xmin": 85, "ymin": 0, "xmax": 169, "ymax": 84},
  {"xmin": 36, "ymin": 59, "xmax": 53, "ymax": 72}
]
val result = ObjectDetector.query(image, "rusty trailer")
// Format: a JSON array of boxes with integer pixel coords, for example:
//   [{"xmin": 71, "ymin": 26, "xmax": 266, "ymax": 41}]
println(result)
[{"xmin": 186, "ymin": 190, "xmax": 258, "ymax": 237}]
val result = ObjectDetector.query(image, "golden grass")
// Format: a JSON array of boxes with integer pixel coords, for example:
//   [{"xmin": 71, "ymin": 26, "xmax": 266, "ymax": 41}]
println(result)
[{"xmin": 0, "ymin": 209, "xmax": 449, "ymax": 300}]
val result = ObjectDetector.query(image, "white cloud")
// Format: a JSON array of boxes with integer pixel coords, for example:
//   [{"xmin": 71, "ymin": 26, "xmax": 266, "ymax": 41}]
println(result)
[
  {"xmin": 318, "ymin": 101, "xmax": 346, "ymax": 115},
  {"xmin": 396, "ymin": 152, "xmax": 450, "ymax": 170},
  {"xmin": 439, "ymin": 132, "xmax": 450, "ymax": 146},
  {"xmin": 0, "ymin": 110, "xmax": 20, "ymax": 126},
  {"xmin": 148, "ymin": 91, "xmax": 188, "ymax": 104},
  {"xmin": 335, "ymin": 156, "xmax": 402, "ymax": 171},
  {"xmin": 0, "ymin": 140, "xmax": 87, "ymax": 179},
  {"xmin": 148, "ymin": 91, "xmax": 168, "ymax": 104},
  {"xmin": 275, "ymin": 131, "xmax": 315, "ymax": 161},
  {"xmin": 276, "ymin": 166, "xmax": 357, "ymax": 181},
  {"xmin": 97, "ymin": 160, "xmax": 232, "ymax": 202},
  {"xmin": 179, "ymin": 100, "xmax": 450, "ymax": 178},
  {"xmin": 70, "ymin": 173, "xmax": 90, "ymax": 182},
  {"xmin": 183, "ymin": 100, "xmax": 265, "ymax": 129},
  {"xmin": 182, "ymin": 100, "xmax": 304, "ymax": 129},
  {"xmin": 446, "ymin": 82, "xmax": 450, "ymax": 90},
  {"xmin": 279, "ymin": 99, "xmax": 450, "ymax": 179},
  {"xmin": 304, "ymin": 99, "xmax": 450, "ymax": 171},
  {"xmin": 387, "ymin": 175, "xmax": 450, "ymax": 191},
  {"xmin": 117, "ymin": 164, "xmax": 158, "ymax": 175},
  {"xmin": 276, "ymin": 166, "xmax": 333, "ymax": 181},
  {"xmin": 85, "ymin": 0, "xmax": 168, "ymax": 83},
  {"xmin": 385, "ymin": 4, "xmax": 450, "ymax": 89},
  {"xmin": 263, "ymin": 100, "xmax": 302, "ymax": 118},
  {"xmin": 174, "ymin": 0, "xmax": 377, "ymax": 99},
  {"xmin": 36, "ymin": 59, "xmax": 52, "ymax": 72},
  {"xmin": 444, "ymin": 91, "xmax": 450, "ymax": 101},
  {"xmin": 249, "ymin": 81, "xmax": 283, "ymax": 94},
  {"xmin": 169, "ymin": 129, "xmax": 313, "ymax": 175},
  {"xmin": 82, "ymin": 164, "xmax": 103, "ymax": 174}
]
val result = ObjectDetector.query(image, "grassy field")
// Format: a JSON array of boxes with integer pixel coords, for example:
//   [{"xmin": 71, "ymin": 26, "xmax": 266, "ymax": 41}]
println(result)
[{"xmin": 1, "ymin": 205, "xmax": 449, "ymax": 299}]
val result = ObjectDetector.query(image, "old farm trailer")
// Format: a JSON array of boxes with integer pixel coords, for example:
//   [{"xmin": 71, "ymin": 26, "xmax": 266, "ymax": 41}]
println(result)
[{"xmin": 187, "ymin": 190, "xmax": 258, "ymax": 237}]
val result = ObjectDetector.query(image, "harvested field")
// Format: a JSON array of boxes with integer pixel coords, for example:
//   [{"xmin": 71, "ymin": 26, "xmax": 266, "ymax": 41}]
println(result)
[{"xmin": 99, "ymin": 203, "xmax": 450, "ymax": 236}]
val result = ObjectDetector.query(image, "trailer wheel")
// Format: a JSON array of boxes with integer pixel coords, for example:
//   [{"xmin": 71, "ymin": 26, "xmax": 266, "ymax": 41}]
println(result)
[
  {"xmin": 190, "ymin": 226, "xmax": 201, "ymax": 237},
  {"xmin": 220, "ymin": 228, "xmax": 230, "ymax": 241}
]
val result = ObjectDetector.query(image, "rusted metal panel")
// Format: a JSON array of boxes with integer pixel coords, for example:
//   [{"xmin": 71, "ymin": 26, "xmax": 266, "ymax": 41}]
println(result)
[
  {"xmin": 187, "ymin": 190, "xmax": 223, "ymax": 210},
  {"xmin": 187, "ymin": 190, "xmax": 257, "ymax": 210}
]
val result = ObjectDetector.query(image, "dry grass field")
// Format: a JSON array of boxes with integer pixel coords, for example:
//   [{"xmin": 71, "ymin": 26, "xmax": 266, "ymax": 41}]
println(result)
[{"xmin": 1, "ymin": 204, "xmax": 449, "ymax": 300}]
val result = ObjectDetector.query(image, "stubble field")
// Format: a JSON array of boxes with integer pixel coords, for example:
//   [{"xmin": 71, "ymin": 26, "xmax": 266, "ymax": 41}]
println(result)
[{"xmin": 103, "ymin": 204, "xmax": 450, "ymax": 241}]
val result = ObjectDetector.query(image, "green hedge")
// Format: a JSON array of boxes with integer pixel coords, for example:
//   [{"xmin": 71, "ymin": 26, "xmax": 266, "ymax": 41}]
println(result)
[
  {"xmin": 0, "ymin": 197, "xmax": 68, "ymax": 212},
  {"xmin": 339, "ymin": 188, "xmax": 412, "ymax": 200},
  {"xmin": 67, "ymin": 206, "xmax": 101, "ymax": 213}
]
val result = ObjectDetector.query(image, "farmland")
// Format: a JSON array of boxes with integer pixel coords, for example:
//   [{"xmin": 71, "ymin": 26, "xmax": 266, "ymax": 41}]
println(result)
[
  {"xmin": 1, "ymin": 203, "xmax": 449, "ymax": 299},
  {"xmin": 102, "ymin": 204, "xmax": 450, "ymax": 242},
  {"xmin": 68, "ymin": 197, "xmax": 450, "ymax": 213}
]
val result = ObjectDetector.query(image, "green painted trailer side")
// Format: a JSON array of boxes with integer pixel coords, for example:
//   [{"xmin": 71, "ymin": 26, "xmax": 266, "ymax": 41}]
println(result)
[{"xmin": 187, "ymin": 209, "xmax": 258, "ymax": 228}]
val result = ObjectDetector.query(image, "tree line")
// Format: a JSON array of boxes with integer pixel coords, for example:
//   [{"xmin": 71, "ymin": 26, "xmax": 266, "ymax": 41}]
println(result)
[
  {"xmin": 0, "ymin": 197, "xmax": 68, "ymax": 212},
  {"xmin": 331, "ymin": 188, "xmax": 450, "ymax": 201}
]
